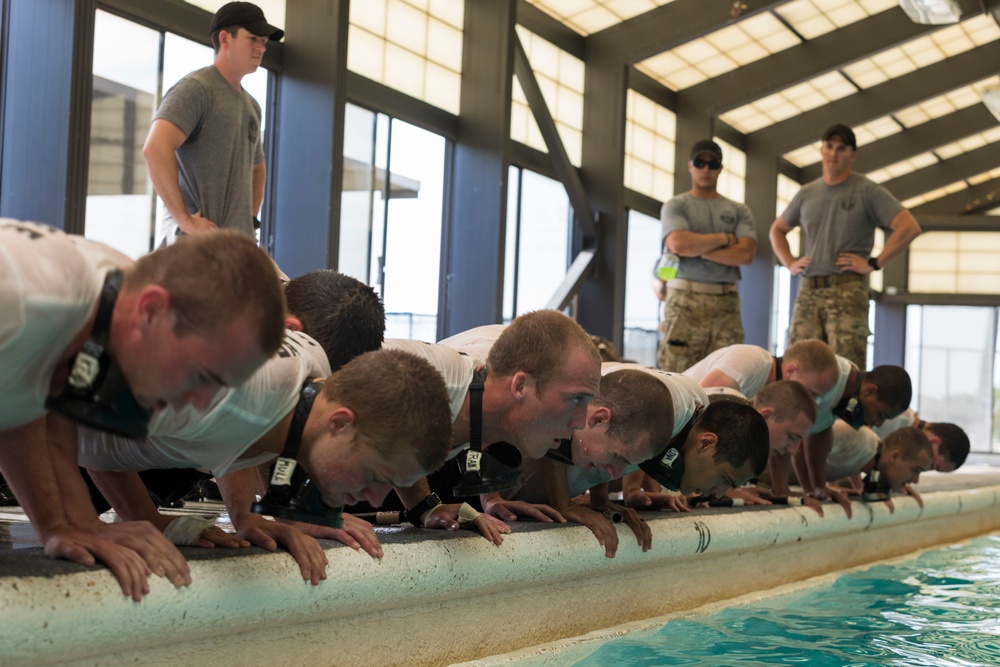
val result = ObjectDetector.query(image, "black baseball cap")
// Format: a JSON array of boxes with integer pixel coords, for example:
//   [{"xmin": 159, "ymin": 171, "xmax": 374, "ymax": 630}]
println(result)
[
  {"xmin": 822, "ymin": 124, "xmax": 857, "ymax": 150},
  {"xmin": 210, "ymin": 2, "xmax": 284, "ymax": 41},
  {"xmin": 689, "ymin": 140, "xmax": 723, "ymax": 163}
]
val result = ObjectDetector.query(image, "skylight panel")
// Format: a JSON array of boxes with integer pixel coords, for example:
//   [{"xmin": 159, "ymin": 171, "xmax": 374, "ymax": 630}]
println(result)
[{"xmin": 523, "ymin": 0, "xmax": 676, "ymax": 36}]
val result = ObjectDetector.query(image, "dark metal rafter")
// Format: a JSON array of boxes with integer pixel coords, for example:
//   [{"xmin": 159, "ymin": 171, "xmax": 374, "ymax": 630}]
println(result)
[
  {"xmin": 749, "ymin": 40, "xmax": 1000, "ymax": 153},
  {"xmin": 684, "ymin": 6, "xmax": 933, "ymax": 115},
  {"xmin": 882, "ymin": 142, "xmax": 1000, "ymax": 202},
  {"xmin": 589, "ymin": 0, "xmax": 792, "ymax": 65},
  {"xmin": 912, "ymin": 178, "xmax": 1000, "ymax": 215},
  {"xmin": 513, "ymin": 34, "xmax": 597, "ymax": 239}
]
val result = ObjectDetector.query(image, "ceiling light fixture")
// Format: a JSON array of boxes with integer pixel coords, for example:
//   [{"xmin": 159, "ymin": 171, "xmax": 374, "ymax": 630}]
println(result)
[{"xmin": 898, "ymin": 0, "xmax": 962, "ymax": 24}]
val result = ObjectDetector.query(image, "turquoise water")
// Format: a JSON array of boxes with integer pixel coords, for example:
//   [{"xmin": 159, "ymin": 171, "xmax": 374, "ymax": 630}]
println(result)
[{"xmin": 573, "ymin": 535, "xmax": 1000, "ymax": 666}]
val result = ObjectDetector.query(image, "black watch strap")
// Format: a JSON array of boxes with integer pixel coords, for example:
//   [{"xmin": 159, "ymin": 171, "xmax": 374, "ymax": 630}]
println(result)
[
  {"xmin": 405, "ymin": 492, "xmax": 442, "ymax": 527},
  {"xmin": 867, "ymin": 256, "xmax": 880, "ymax": 271}
]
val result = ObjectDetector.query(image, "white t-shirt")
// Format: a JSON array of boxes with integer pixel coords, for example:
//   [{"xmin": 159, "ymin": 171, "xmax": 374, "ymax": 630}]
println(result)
[
  {"xmin": 437, "ymin": 324, "xmax": 505, "ymax": 360},
  {"xmin": 872, "ymin": 408, "xmax": 916, "ymax": 440},
  {"xmin": 0, "ymin": 220, "xmax": 128, "ymax": 432},
  {"xmin": 826, "ymin": 418, "xmax": 878, "ymax": 481},
  {"xmin": 682, "ymin": 344, "xmax": 774, "ymax": 399},
  {"xmin": 811, "ymin": 355, "xmax": 856, "ymax": 434},
  {"xmin": 382, "ymin": 339, "xmax": 480, "ymax": 423},
  {"xmin": 78, "ymin": 330, "xmax": 331, "ymax": 477},
  {"xmin": 510, "ymin": 362, "xmax": 710, "ymax": 502}
]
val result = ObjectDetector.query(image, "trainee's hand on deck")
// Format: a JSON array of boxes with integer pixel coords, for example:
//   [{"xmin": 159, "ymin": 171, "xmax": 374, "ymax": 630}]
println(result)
[
  {"xmin": 236, "ymin": 515, "xmax": 329, "ymax": 585},
  {"xmin": 97, "ymin": 520, "xmax": 192, "ymax": 589},
  {"xmin": 423, "ymin": 503, "xmax": 511, "ymax": 546},
  {"xmin": 481, "ymin": 497, "xmax": 565, "ymax": 523},
  {"xmin": 624, "ymin": 489, "xmax": 690, "ymax": 513},
  {"xmin": 179, "ymin": 522, "xmax": 249, "ymax": 549},
  {"xmin": 556, "ymin": 504, "xmax": 620, "ymax": 558},
  {"xmin": 43, "ymin": 528, "xmax": 152, "ymax": 602},
  {"xmin": 594, "ymin": 501, "xmax": 651, "ymax": 552},
  {"xmin": 902, "ymin": 484, "xmax": 924, "ymax": 508},
  {"xmin": 279, "ymin": 513, "xmax": 384, "ymax": 558},
  {"xmin": 808, "ymin": 485, "xmax": 853, "ymax": 519},
  {"xmin": 724, "ymin": 487, "xmax": 772, "ymax": 506}
]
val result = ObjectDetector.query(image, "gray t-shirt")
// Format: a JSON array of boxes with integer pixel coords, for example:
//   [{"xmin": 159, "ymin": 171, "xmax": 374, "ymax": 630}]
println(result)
[
  {"xmin": 154, "ymin": 66, "xmax": 264, "ymax": 240},
  {"xmin": 781, "ymin": 173, "xmax": 902, "ymax": 277},
  {"xmin": 661, "ymin": 193, "xmax": 756, "ymax": 284}
]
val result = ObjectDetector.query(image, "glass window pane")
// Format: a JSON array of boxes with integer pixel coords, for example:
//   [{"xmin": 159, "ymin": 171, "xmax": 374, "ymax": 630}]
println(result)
[
  {"xmin": 85, "ymin": 11, "xmax": 161, "ymax": 259},
  {"xmin": 504, "ymin": 170, "xmax": 571, "ymax": 316},
  {"xmin": 624, "ymin": 90, "xmax": 675, "ymax": 201},
  {"xmin": 382, "ymin": 119, "xmax": 446, "ymax": 340},
  {"xmin": 339, "ymin": 104, "xmax": 379, "ymax": 285},
  {"xmin": 905, "ymin": 305, "xmax": 997, "ymax": 453},
  {"xmin": 348, "ymin": 0, "xmax": 463, "ymax": 115},
  {"xmin": 624, "ymin": 210, "xmax": 662, "ymax": 366}
]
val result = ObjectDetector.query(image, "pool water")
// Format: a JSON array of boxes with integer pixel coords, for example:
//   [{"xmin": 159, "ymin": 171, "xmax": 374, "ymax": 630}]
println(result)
[{"xmin": 573, "ymin": 535, "xmax": 1000, "ymax": 666}]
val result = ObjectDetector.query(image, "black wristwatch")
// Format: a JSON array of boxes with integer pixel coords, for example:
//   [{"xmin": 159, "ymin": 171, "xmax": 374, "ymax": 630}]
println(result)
[
  {"xmin": 867, "ymin": 256, "xmax": 880, "ymax": 271},
  {"xmin": 405, "ymin": 493, "xmax": 442, "ymax": 527}
]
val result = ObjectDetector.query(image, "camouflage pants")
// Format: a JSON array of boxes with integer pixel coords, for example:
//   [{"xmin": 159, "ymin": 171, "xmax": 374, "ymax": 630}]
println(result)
[
  {"xmin": 656, "ymin": 290, "xmax": 744, "ymax": 372},
  {"xmin": 789, "ymin": 278, "xmax": 870, "ymax": 369}
]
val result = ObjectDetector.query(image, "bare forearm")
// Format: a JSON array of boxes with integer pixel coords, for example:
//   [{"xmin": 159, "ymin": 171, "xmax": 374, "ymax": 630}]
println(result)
[
  {"xmin": 666, "ymin": 230, "xmax": 729, "ymax": 257},
  {"xmin": 88, "ymin": 469, "xmax": 165, "ymax": 526},
  {"xmin": 803, "ymin": 429, "xmax": 832, "ymax": 492},
  {"xmin": 588, "ymin": 483, "xmax": 610, "ymax": 508},
  {"xmin": 702, "ymin": 239, "xmax": 756, "ymax": 266},
  {"xmin": 769, "ymin": 220, "xmax": 796, "ymax": 268},
  {"xmin": 0, "ymin": 419, "xmax": 73, "ymax": 536},
  {"xmin": 252, "ymin": 161, "xmax": 266, "ymax": 216},
  {"xmin": 875, "ymin": 211, "xmax": 921, "ymax": 267},
  {"xmin": 622, "ymin": 470, "xmax": 644, "ymax": 496},
  {"xmin": 143, "ymin": 147, "xmax": 191, "ymax": 228},
  {"xmin": 395, "ymin": 478, "xmax": 433, "ymax": 510},
  {"xmin": 46, "ymin": 415, "xmax": 103, "ymax": 529},
  {"xmin": 768, "ymin": 451, "xmax": 793, "ymax": 496},
  {"xmin": 537, "ymin": 457, "xmax": 574, "ymax": 510},
  {"xmin": 216, "ymin": 468, "xmax": 262, "ymax": 528}
]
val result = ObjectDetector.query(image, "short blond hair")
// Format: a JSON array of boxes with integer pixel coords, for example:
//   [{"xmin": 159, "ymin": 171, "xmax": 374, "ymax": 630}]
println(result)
[
  {"xmin": 884, "ymin": 426, "xmax": 931, "ymax": 460},
  {"xmin": 783, "ymin": 339, "xmax": 837, "ymax": 376},
  {"xmin": 755, "ymin": 380, "xmax": 816, "ymax": 423},
  {"xmin": 597, "ymin": 369, "xmax": 674, "ymax": 452},
  {"xmin": 487, "ymin": 310, "xmax": 600, "ymax": 387},
  {"xmin": 320, "ymin": 349, "xmax": 452, "ymax": 472}
]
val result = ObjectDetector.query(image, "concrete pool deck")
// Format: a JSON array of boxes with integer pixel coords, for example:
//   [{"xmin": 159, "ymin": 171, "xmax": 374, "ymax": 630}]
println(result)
[{"xmin": 1, "ymin": 467, "xmax": 999, "ymax": 666}]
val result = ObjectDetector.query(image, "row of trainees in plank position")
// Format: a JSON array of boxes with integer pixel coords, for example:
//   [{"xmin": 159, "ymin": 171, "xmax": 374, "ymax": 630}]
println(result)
[{"xmin": 0, "ymin": 220, "xmax": 970, "ymax": 602}]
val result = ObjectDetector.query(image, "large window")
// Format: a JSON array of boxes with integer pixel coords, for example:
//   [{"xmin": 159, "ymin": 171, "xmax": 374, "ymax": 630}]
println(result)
[
  {"xmin": 906, "ymin": 305, "xmax": 1000, "ymax": 454},
  {"xmin": 348, "ymin": 0, "xmax": 464, "ymax": 115},
  {"xmin": 503, "ymin": 167, "xmax": 573, "ymax": 320},
  {"xmin": 624, "ymin": 210, "xmax": 661, "ymax": 366},
  {"xmin": 511, "ymin": 27, "xmax": 585, "ymax": 167},
  {"xmin": 86, "ymin": 10, "xmax": 268, "ymax": 258},
  {"xmin": 339, "ymin": 103, "xmax": 446, "ymax": 341},
  {"xmin": 624, "ymin": 91, "xmax": 675, "ymax": 201}
]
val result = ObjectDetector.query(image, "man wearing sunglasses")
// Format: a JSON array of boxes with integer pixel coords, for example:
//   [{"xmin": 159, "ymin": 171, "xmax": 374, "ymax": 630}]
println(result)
[{"xmin": 656, "ymin": 140, "xmax": 757, "ymax": 373}]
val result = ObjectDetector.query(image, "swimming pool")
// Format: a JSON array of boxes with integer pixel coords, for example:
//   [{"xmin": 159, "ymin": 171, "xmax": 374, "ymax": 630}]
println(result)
[
  {"xmin": 5, "ymin": 477, "xmax": 1000, "ymax": 665},
  {"xmin": 498, "ymin": 534, "xmax": 1000, "ymax": 666}
]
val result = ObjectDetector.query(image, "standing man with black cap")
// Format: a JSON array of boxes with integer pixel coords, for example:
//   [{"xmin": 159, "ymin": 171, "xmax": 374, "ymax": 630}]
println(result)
[
  {"xmin": 143, "ymin": 2, "xmax": 284, "ymax": 244},
  {"xmin": 656, "ymin": 139, "xmax": 757, "ymax": 372},
  {"xmin": 769, "ymin": 124, "xmax": 922, "ymax": 369}
]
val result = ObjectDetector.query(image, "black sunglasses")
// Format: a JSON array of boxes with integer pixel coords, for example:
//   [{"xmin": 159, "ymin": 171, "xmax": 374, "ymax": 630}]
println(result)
[{"xmin": 692, "ymin": 158, "xmax": 722, "ymax": 170}]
